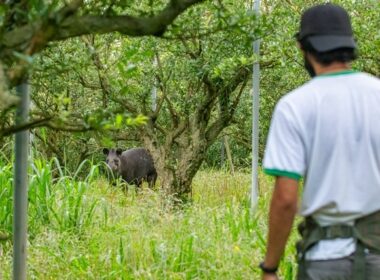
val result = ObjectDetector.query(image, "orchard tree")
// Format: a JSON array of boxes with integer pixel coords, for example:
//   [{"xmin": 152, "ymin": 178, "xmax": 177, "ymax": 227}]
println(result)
[
  {"xmin": 0, "ymin": 0, "xmax": 205, "ymax": 138},
  {"xmin": 2, "ymin": 0, "xmax": 378, "ymax": 201},
  {"xmin": 28, "ymin": 0, "xmax": 261, "ymax": 200}
]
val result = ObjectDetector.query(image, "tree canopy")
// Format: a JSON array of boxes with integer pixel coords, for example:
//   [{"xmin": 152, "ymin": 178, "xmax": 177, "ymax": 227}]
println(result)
[{"xmin": 0, "ymin": 0, "xmax": 379, "ymax": 199}]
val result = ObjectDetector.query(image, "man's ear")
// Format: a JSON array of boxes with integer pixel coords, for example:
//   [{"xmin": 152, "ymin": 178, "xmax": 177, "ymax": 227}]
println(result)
[
  {"xmin": 297, "ymin": 41, "xmax": 303, "ymax": 51},
  {"xmin": 103, "ymin": 148, "xmax": 109, "ymax": 155},
  {"xmin": 116, "ymin": 148, "xmax": 123, "ymax": 156}
]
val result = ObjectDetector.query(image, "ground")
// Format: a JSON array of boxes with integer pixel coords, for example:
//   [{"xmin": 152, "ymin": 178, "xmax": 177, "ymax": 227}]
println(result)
[{"xmin": 0, "ymin": 161, "xmax": 299, "ymax": 279}]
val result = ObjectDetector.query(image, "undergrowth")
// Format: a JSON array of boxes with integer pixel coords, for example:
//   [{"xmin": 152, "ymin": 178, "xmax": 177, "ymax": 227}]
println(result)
[{"xmin": 0, "ymin": 157, "xmax": 298, "ymax": 279}]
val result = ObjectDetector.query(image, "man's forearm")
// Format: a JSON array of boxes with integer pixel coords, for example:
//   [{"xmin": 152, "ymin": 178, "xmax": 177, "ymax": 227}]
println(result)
[{"xmin": 263, "ymin": 177, "xmax": 298, "ymax": 268}]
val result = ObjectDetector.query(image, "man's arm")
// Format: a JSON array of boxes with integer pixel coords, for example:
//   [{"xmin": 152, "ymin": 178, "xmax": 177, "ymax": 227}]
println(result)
[{"xmin": 262, "ymin": 176, "xmax": 299, "ymax": 279}]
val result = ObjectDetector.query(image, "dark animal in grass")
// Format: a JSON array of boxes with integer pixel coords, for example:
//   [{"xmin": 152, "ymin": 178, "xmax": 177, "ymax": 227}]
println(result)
[{"xmin": 103, "ymin": 147, "xmax": 157, "ymax": 189}]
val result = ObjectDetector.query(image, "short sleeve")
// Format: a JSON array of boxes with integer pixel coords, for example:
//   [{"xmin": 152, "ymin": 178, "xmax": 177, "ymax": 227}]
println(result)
[{"xmin": 263, "ymin": 100, "xmax": 306, "ymax": 180}]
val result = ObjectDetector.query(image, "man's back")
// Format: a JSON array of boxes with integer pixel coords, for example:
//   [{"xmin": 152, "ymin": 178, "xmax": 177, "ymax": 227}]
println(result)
[
  {"xmin": 264, "ymin": 71, "xmax": 380, "ymax": 225},
  {"xmin": 260, "ymin": 4, "xmax": 380, "ymax": 279}
]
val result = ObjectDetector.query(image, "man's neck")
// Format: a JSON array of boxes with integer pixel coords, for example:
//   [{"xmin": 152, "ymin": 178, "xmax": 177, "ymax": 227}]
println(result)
[{"xmin": 314, "ymin": 62, "xmax": 351, "ymax": 76}]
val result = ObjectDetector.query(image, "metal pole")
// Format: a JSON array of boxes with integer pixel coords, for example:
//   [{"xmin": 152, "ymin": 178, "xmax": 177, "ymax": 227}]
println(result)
[
  {"xmin": 151, "ymin": 55, "xmax": 158, "ymax": 111},
  {"xmin": 13, "ymin": 81, "xmax": 30, "ymax": 280},
  {"xmin": 251, "ymin": 0, "xmax": 261, "ymax": 212},
  {"xmin": 220, "ymin": 139, "xmax": 225, "ymax": 168}
]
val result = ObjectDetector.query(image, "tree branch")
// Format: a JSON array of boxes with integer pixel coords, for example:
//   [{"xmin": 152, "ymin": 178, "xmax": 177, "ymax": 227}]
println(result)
[
  {"xmin": 229, "ymin": 76, "xmax": 248, "ymax": 117},
  {"xmin": 165, "ymin": 120, "xmax": 188, "ymax": 147},
  {"xmin": 0, "ymin": 117, "xmax": 52, "ymax": 137},
  {"xmin": 3, "ymin": 0, "xmax": 205, "ymax": 86},
  {"xmin": 58, "ymin": 0, "xmax": 204, "ymax": 39},
  {"xmin": 34, "ymin": 130, "xmax": 63, "ymax": 159},
  {"xmin": 83, "ymin": 36, "xmax": 111, "ymax": 108},
  {"xmin": 83, "ymin": 36, "xmax": 139, "ymax": 113},
  {"xmin": 108, "ymin": 95, "xmax": 138, "ymax": 114},
  {"xmin": 44, "ymin": 122, "xmax": 94, "ymax": 133},
  {"xmin": 205, "ymin": 66, "xmax": 250, "ymax": 144},
  {"xmin": 76, "ymin": 73, "xmax": 102, "ymax": 90},
  {"xmin": 193, "ymin": 74, "xmax": 218, "ymax": 127},
  {"xmin": 153, "ymin": 51, "xmax": 180, "ymax": 127},
  {"xmin": 3, "ymin": 0, "xmax": 204, "ymax": 51}
]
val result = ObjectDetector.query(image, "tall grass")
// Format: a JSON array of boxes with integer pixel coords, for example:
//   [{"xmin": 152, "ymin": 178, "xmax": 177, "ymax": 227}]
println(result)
[
  {"xmin": 0, "ymin": 155, "xmax": 13, "ymax": 235},
  {"xmin": 0, "ymin": 157, "xmax": 298, "ymax": 279}
]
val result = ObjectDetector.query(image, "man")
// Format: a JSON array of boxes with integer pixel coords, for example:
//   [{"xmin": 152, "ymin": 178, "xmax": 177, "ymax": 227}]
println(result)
[{"xmin": 260, "ymin": 4, "xmax": 380, "ymax": 280}]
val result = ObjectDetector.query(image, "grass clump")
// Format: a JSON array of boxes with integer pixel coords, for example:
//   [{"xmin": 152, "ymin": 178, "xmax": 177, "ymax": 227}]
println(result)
[{"xmin": 0, "ymin": 158, "xmax": 298, "ymax": 279}]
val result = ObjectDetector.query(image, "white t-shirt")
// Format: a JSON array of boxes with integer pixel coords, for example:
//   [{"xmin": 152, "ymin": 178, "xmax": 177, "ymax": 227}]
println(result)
[{"xmin": 263, "ymin": 70, "xmax": 380, "ymax": 260}]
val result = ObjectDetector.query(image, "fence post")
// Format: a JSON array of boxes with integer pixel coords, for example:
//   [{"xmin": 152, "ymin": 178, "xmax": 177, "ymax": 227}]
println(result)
[
  {"xmin": 251, "ymin": 0, "xmax": 261, "ymax": 213},
  {"xmin": 13, "ymin": 81, "xmax": 30, "ymax": 280}
]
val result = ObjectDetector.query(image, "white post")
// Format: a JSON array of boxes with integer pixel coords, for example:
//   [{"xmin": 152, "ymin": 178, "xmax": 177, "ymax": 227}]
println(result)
[
  {"xmin": 151, "ymin": 55, "xmax": 158, "ymax": 111},
  {"xmin": 251, "ymin": 0, "xmax": 261, "ymax": 212},
  {"xmin": 13, "ymin": 81, "xmax": 30, "ymax": 280}
]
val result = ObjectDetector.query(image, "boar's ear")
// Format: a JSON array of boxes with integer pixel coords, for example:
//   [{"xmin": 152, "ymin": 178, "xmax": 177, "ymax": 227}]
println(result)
[
  {"xmin": 116, "ymin": 148, "xmax": 123, "ymax": 156},
  {"xmin": 102, "ymin": 148, "xmax": 109, "ymax": 155}
]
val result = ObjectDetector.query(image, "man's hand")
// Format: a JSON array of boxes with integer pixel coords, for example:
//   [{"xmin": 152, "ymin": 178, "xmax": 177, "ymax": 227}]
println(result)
[{"xmin": 262, "ymin": 273, "xmax": 279, "ymax": 280}]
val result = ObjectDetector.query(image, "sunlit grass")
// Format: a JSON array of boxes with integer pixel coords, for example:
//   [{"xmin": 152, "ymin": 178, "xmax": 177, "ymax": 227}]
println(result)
[{"xmin": 0, "ymin": 158, "xmax": 298, "ymax": 279}]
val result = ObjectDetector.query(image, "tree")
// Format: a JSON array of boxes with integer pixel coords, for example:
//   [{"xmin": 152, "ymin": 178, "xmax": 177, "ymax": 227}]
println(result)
[
  {"xmin": 0, "ymin": 0, "xmax": 205, "ymax": 138},
  {"xmin": 2, "ymin": 0, "xmax": 377, "ymax": 200},
  {"xmin": 23, "ymin": 0, "xmax": 259, "ymax": 200}
]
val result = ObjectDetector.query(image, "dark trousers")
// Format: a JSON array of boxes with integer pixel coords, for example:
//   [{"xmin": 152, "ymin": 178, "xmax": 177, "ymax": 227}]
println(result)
[{"xmin": 298, "ymin": 253, "xmax": 380, "ymax": 280}]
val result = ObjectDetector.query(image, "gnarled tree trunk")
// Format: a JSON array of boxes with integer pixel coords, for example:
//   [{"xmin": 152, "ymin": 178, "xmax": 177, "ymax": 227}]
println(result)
[{"xmin": 141, "ymin": 71, "xmax": 249, "ymax": 201}]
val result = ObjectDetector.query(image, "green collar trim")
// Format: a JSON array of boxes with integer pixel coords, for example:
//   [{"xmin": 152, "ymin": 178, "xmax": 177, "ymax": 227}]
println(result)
[
  {"xmin": 264, "ymin": 168, "xmax": 302, "ymax": 181},
  {"xmin": 317, "ymin": 69, "xmax": 358, "ymax": 77}
]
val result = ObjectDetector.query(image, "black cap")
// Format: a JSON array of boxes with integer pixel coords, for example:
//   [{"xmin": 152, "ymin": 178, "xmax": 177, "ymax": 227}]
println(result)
[{"xmin": 296, "ymin": 4, "xmax": 356, "ymax": 52}]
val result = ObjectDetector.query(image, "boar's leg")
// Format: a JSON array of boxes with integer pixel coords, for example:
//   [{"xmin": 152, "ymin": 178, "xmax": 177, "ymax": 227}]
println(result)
[{"xmin": 147, "ymin": 171, "xmax": 157, "ymax": 189}]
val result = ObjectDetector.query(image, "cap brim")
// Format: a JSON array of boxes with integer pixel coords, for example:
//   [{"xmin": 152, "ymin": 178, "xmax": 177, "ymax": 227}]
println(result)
[{"xmin": 308, "ymin": 35, "xmax": 356, "ymax": 52}]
